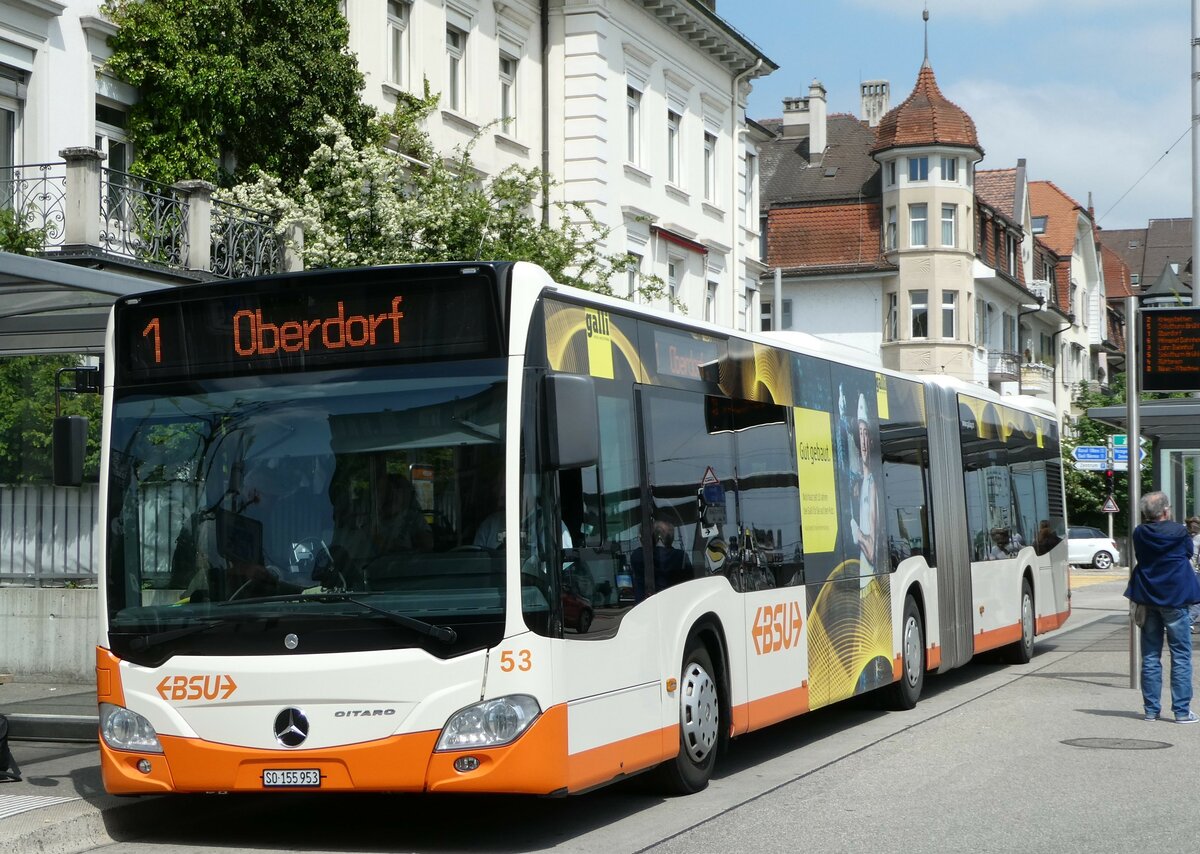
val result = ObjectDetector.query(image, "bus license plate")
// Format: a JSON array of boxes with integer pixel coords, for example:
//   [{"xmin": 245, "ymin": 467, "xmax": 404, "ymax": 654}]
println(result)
[{"xmin": 263, "ymin": 769, "xmax": 321, "ymax": 788}]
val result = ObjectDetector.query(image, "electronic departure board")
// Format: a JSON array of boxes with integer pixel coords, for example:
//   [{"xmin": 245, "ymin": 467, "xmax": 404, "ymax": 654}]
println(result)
[
  {"xmin": 115, "ymin": 266, "xmax": 505, "ymax": 384},
  {"xmin": 1141, "ymin": 307, "xmax": 1200, "ymax": 392}
]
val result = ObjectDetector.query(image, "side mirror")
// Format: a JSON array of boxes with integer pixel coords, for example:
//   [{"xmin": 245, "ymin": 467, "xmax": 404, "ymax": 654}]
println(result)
[
  {"xmin": 544, "ymin": 374, "xmax": 598, "ymax": 469},
  {"xmin": 53, "ymin": 415, "xmax": 88, "ymax": 487}
]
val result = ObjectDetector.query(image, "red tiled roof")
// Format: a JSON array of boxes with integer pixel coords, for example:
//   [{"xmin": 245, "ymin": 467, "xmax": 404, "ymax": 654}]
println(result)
[
  {"xmin": 1100, "ymin": 243, "xmax": 1135, "ymax": 299},
  {"xmin": 767, "ymin": 203, "xmax": 886, "ymax": 270},
  {"xmin": 975, "ymin": 168, "xmax": 1016, "ymax": 221},
  {"xmin": 871, "ymin": 64, "xmax": 981, "ymax": 154},
  {"xmin": 1028, "ymin": 180, "xmax": 1088, "ymax": 256}
]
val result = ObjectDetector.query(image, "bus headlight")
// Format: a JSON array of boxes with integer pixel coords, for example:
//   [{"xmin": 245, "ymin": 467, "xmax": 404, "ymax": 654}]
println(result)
[
  {"xmin": 436, "ymin": 695, "xmax": 541, "ymax": 750},
  {"xmin": 99, "ymin": 703, "xmax": 163, "ymax": 754}
]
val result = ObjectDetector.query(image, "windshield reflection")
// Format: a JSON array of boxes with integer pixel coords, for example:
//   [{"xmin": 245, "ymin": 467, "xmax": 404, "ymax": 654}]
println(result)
[{"xmin": 107, "ymin": 361, "xmax": 507, "ymax": 659}]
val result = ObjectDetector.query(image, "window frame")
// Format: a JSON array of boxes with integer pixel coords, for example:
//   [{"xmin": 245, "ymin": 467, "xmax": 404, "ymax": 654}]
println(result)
[
  {"xmin": 667, "ymin": 110, "xmax": 682, "ymax": 186},
  {"xmin": 910, "ymin": 289, "xmax": 929, "ymax": 339},
  {"xmin": 387, "ymin": 0, "xmax": 412, "ymax": 89},
  {"xmin": 941, "ymin": 203, "xmax": 957, "ymax": 248},
  {"xmin": 909, "ymin": 203, "xmax": 928, "ymax": 248},
  {"xmin": 942, "ymin": 290, "xmax": 957, "ymax": 339},
  {"xmin": 445, "ymin": 24, "xmax": 467, "ymax": 113},
  {"xmin": 908, "ymin": 156, "xmax": 929, "ymax": 182},
  {"xmin": 498, "ymin": 51, "xmax": 518, "ymax": 133}
]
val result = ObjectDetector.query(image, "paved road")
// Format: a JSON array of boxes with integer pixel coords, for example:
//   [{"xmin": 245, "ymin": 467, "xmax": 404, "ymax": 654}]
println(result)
[{"xmin": 7, "ymin": 574, "xmax": 1187, "ymax": 854}]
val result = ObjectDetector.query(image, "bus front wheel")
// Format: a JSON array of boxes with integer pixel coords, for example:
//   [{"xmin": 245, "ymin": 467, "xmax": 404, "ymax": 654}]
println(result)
[{"xmin": 657, "ymin": 643, "xmax": 720, "ymax": 795}]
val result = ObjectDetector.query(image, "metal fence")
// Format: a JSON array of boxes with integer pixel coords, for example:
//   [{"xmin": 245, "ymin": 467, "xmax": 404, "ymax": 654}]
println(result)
[{"xmin": 0, "ymin": 484, "xmax": 99, "ymax": 585}]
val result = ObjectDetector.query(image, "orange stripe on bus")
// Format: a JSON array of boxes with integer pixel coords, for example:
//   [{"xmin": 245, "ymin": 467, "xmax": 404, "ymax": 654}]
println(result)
[
  {"xmin": 96, "ymin": 646, "xmax": 125, "ymax": 707},
  {"xmin": 1037, "ymin": 608, "xmax": 1071, "ymax": 633},
  {"xmin": 736, "ymin": 683, "xmax": 810, "ymax": 732},
  {"xmin": 974, "ymin": 623, "xmax": 1023, "ymax": 654},
  {"xmin": 927, "ymin": 644, "xmax": 942, "ymax": 671}
]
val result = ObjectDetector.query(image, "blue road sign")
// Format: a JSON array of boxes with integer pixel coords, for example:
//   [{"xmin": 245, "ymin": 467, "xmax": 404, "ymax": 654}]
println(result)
[
  {"xmin": 1113, "ymin": 447, "xmax": 1147, "ymax": 463},
  {"xmin": 1072, "ymin": 446, "xmax": 1108, "ymax": 462}
]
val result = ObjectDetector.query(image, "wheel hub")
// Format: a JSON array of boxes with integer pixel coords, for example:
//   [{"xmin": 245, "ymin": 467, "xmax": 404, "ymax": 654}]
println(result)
[{"xmin": 680, "ymin": 661, "xmax": 718, "ymax": 762}]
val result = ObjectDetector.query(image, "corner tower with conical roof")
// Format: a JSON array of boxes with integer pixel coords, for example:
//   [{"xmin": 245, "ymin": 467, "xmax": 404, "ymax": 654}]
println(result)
[{"xmin": 870, "ymin": 57, "xmax": 984, "ymax": 381}]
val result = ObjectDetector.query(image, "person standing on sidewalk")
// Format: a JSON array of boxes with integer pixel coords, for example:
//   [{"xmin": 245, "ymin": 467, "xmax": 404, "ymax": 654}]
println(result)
[
  {"xmin": 1125, "ymin": 491, "xmax": 1200, "ymax": 723},
  {"xmin": 1187, "ymin": 515, "xmax": 1200, "ymax": 632}
]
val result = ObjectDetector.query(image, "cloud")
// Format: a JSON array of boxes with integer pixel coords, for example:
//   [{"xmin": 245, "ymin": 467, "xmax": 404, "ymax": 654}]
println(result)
[{"xmin": 949, "ymin": 78, "xmax": 1191, "ymax": 229}]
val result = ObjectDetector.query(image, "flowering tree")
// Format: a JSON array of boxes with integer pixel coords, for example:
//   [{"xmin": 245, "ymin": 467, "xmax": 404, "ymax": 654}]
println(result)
[{"xmin": 226, "ymin": 105, "xmax": 664, "ymax": 297}]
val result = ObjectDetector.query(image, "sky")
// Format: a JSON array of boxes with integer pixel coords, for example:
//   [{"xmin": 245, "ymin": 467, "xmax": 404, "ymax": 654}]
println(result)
[{"xmin": 721, "ymin": 0, "xmax": 1192, "ymax": 232}]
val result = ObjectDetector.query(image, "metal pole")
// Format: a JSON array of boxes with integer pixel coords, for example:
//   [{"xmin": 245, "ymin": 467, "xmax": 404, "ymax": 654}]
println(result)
[
  {"xmin": 1192, "ymin": 0, "xmax": 1200, "ymax": 274},
  {"xmin": 773, "ymin": 267, "xmax": 782, "ymax": 331},
  {"xmin": 1127, "ymin": 295, "xmax": 1141, "ymax": 689}
]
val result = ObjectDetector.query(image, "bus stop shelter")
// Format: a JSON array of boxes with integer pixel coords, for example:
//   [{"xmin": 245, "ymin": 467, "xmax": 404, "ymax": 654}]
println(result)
[
  {"xmin": 1087, "ymin": 399, "xmax": 1200, "ymax": 518},
  {"xmin": 0, "ymin": 251, "xmax": 165, "ymax": 357}
]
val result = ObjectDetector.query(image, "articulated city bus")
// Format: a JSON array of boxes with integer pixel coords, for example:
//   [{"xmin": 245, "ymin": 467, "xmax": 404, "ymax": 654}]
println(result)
[{"xmin": 83, "ymin": 261, "xmax": 1069, "ymax": 796}]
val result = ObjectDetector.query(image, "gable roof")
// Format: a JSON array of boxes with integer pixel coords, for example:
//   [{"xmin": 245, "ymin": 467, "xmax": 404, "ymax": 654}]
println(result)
[
  {"xmin": 1096, "ymin": 227, "xmax": 1148, "ymax": 286},
  {"xmin": 1099, "ymin": 243, "xmax": 1136, "ymax": 300},
  {"xmin": 758, "ymin": 114, "xmax": 880, "ymax": 206},
  {"xmin": 1028, "ymin": 180, "xmax": 1090, "ymax": 257},
  {"xmin": 1143, "ymin": 218, "xmax": 1193, "ymax": 290}
]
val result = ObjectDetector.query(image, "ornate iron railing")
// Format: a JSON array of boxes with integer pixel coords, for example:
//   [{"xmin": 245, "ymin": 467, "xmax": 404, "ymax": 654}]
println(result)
[
  {"xmin": 987, "ymin": 350, "xmax": 1021, "ymax": 382},
  {"xmin": 99, "ymin": 168, "xmax": 187, "ymax": 266},
  {"xmin": 0, "ymin": 161, "xmax": 67, "ymax": 248},
  {"xmin": 211, "ymin": 196, "xmax": 283, "ymax": 278}
]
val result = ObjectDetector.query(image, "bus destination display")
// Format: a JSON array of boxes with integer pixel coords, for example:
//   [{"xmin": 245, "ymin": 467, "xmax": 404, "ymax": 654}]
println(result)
[
  {"xmin": 117, "ymin": 273, "xmax": 499, "ymax": 384},
  {"xmin": 1141, "ymin": 307, "xmax": 1200, "ymax": 393}
]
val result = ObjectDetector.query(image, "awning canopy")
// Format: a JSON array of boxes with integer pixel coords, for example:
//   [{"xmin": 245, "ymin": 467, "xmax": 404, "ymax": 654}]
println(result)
[
  {"xmin": 1088, "ymin": 400, "xmax": 1200, "ymax": 450},
  {"xmin": 0, "ymin": 252, "xmax": 166, "ymax": 356}
]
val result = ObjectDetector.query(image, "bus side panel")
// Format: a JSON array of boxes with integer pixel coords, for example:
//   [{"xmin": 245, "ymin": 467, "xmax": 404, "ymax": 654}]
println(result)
[{"xmin": 924, "ymin": 383, "xmax": 975, "ymax": 671}]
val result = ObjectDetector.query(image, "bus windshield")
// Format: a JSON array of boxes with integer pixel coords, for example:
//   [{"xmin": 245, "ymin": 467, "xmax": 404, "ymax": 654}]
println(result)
[{"xmin": 106, "ymin": 359, "xmax": 507, "ymax": 664}]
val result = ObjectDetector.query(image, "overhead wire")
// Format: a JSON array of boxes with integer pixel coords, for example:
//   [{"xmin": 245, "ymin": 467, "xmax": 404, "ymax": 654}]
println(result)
[{"xmin": 1097, "ymin": 125, "xmax": 1191, "ymax": 224}]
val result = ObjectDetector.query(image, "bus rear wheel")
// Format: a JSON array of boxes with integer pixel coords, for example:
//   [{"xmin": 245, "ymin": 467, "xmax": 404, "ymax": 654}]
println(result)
[
  {"xmin": 885, "ymin": 595, "xmax": 924, "ymax": 710},
  {"xmin": 657, "ymin": 643, "xmax": 720, "ymax": 795}
]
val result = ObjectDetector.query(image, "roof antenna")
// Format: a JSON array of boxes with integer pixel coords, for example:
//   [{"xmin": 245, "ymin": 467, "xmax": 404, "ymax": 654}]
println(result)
[{"xmin": 922, "ymin": 3, "xmax": 930, "ymax": 68}]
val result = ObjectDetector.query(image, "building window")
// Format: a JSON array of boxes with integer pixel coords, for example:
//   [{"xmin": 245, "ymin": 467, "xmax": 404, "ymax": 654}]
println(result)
[
  {"xmin": 667, "ymin": 110, "xmax": 682, "ymax": 186},
  {"xmin": 909, "ymin": 203, "xmax": 928, "ymax": 248},
  {"xmin": 705, "ymin": 280, "xmax": 718, "ymax": 322},
  {"xmin": 0, "ymin": 66, "xmax": 24, "ymax": 179},
  {"xmin": 941, "ymin": 203, "xmax": 957, "ymax": 247},
  {"xmin": 744, "ymin": 152, "xmax": 757, "ymax": 229},
  {"xmin": 885, "ymin": 206, "xmax": 897, "ymax": 250},
  {"xmin": 940, "ymin": 156, "xmax": 957, "ymax": 182},
  {"xmin": 626, "ymin": 251, "xmax": 642, "ymax": 300},
  {"xmin": 446, "ymin": 26, "xmax": 466, "ymax": 112},
  {"xmin": 387, "ymin": 1, "xmax": 411, "ymax": 88},
  {"xmin": 703, "ymin": 131, "xmax": 717, "ymax": 202},
  {"xmin": 668, "ymin": 257, "xmax": 680, "ymax": 310},
  {"xmin": 908, "ymin": 156, "xmax": 928, "ymax": 182},
  {"xmin": 1131, "ymin": 273, "xmax": 1140, "ymax": 287},
  {"xmin": 499, "ymin": 52, "xmax": 517, "ymax": 132},
  {"xmin": 1032, "ymin": 215, "xmax": 1047, "ymax": 235},
  {"xmin": 1002, "ymin": 311, "xmax": 1015, "ymax": 351},
  {"xmin": 887, "ymin": 160, "xmax": 897, "ymax": 186},
  {"xmin": 942, "ymin": 291, "xmax": 957, "ymax": 339},
  {"xmin": 887, "ymin": 292, "xmax": 898, "ymax": 340},
  {"xmin": 910, "ymin": 290, "xmax": 928, "ymax": 338},
  {"xmin": 761, "ymin": 301, "xmax": 773, "ymax": 332},
  {"xmin": 626, "ymin": 86, "xmax": 642, "ymax": 165},
  {"xmin": 1006, "ymin": 233, "xmax": 1016, "ymax": 273}
]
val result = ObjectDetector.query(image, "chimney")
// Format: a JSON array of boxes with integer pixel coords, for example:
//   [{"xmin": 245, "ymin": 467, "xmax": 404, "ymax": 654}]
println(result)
[
  {"xmin": 860, "ymin": 79, "xmax": 890, "ymax": 128},
  {"xmin": 781, "ymin": 95, "xmax": 810, "ymax": 140},
  {"xmin": 807, "ymin": 79, "xmax": 827, "ymax": 157}
]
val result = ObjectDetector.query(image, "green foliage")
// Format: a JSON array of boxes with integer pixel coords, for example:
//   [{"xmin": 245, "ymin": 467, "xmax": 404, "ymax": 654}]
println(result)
[
  {"xmin": 0, "ymin": 356, "xmax": 102, "ymax": 484},
  {"xmin": 102, "ymin": 0, "xmax": 374, "ymax": 188},
  {"xmin": 226, "ymin": 111, "xmax": 665, "ymax": 298},
  {"xmin": 0, "ymin": 209, "xmax": 48, "ymax": 254},
  {"xmin": 1064, "ymin": 377, "xmax": 1150, "ymax": 532}
]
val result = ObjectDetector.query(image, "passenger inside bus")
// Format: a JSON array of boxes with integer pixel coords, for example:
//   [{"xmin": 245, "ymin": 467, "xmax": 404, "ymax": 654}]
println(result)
[{"xmin": 630, "ymin": 519, "xmax": 693, "ymax": 595}]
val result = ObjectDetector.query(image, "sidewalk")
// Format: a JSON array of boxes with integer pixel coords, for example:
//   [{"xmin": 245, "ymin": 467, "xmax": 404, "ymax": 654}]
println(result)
[{"xmin": 1, "ymin": 679, "xmax": 98, "ymax": 743}]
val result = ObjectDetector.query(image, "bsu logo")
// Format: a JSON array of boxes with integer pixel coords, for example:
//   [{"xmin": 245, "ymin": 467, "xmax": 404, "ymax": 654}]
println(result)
[{"xmin": 156, "ymin": 674, "xmax": 239, "ymax": 702}]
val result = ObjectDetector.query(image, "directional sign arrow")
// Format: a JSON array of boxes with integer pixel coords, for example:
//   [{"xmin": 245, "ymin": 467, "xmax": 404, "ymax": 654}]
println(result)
[{"xmin": 1072, "ymin": 445, "xmax": 1108, "ymax": 462}]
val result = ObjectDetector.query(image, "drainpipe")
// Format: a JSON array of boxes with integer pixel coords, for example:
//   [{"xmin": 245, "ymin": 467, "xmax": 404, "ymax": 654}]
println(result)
[
  {"xmin": 540, "ymin": 0, "xmax": 550, "ymax": 225},
  {"xmin": 731, "ymin": 59, "xmax": 762, "ymax": 329},
  {"xmin": 1049, "ymin": 313, "xmax": 1076, "ymax": 409}
]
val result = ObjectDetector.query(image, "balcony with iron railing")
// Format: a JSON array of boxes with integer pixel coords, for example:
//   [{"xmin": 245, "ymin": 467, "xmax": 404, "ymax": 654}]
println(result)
[
  {"xmin": 0, "ymin": 148, "xmax": 290, "ymax": 279},
  {"xmin": 987, "ymin": 349, "xmax": 1021, "ymax": 383}
]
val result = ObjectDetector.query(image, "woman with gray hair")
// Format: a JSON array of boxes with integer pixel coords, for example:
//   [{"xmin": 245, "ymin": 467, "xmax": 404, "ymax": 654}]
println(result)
[{"xmin": 1125, "ymin": 490, "xmax": 1200, "ymax": 723}]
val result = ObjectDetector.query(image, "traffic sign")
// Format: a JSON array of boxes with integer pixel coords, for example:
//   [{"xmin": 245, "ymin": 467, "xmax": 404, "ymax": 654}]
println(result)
[
  {"xmin": 1112, "ymin": 434, "xmax": 1148, "ymax": 448},
  {"xmin": 1073, "ymin": 460, "xmax": 1108, "ymax": 471},
  {"xmin": 1102, "ymin": 496, "xmax": 1119, "ymax": 513},
  {"xmin": 1072, "ymin": 446, "xmax": 1108, "ymax": 462},
  {"xmin": 1112, "ymin": 447, "xmax": 1147, "ymax": 463}
]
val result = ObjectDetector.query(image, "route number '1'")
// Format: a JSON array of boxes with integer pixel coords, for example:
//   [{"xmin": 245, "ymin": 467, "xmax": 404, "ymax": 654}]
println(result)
[{"xmin": 142, "ymin": 317, "xmax": 162, "ymax": 364}]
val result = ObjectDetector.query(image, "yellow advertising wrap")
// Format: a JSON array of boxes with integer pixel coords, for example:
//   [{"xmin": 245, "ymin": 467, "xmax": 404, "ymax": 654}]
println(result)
[
  {"xmin": 584, "ymin": 309, "xmax": 615, "ymax": 380},
  {"xmin": 792, "ymin": 406, "xmax": 837, "ymax": 554}
]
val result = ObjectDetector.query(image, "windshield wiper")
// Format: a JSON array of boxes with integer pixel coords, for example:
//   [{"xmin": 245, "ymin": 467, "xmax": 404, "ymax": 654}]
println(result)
[
  {"xmin": 125, "ymin": 620, "xmax": 227, "ymax": 653},
  {"xmin": 217, "ymin": 592, "xmax": 457, "ymax": 644}
]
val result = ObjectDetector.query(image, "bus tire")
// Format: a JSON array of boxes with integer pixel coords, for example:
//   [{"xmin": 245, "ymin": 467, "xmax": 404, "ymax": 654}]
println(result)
[
  {"xmin": 885, "ymin": 595, "xmax": 924, "ymax": 710},
  {"xmin": 1002, "ymin": 579, "xmax": 1035, "ymax": 664},
  {"xmin": 657, "ymin": 643, "xmax": 720, "ymax": 795}
]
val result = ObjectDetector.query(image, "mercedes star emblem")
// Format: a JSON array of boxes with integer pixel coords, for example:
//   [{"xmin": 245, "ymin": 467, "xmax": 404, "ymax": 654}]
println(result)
[{"xmin": 273, "ymin": 707, "xmax": 310, "ymax": 747}]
